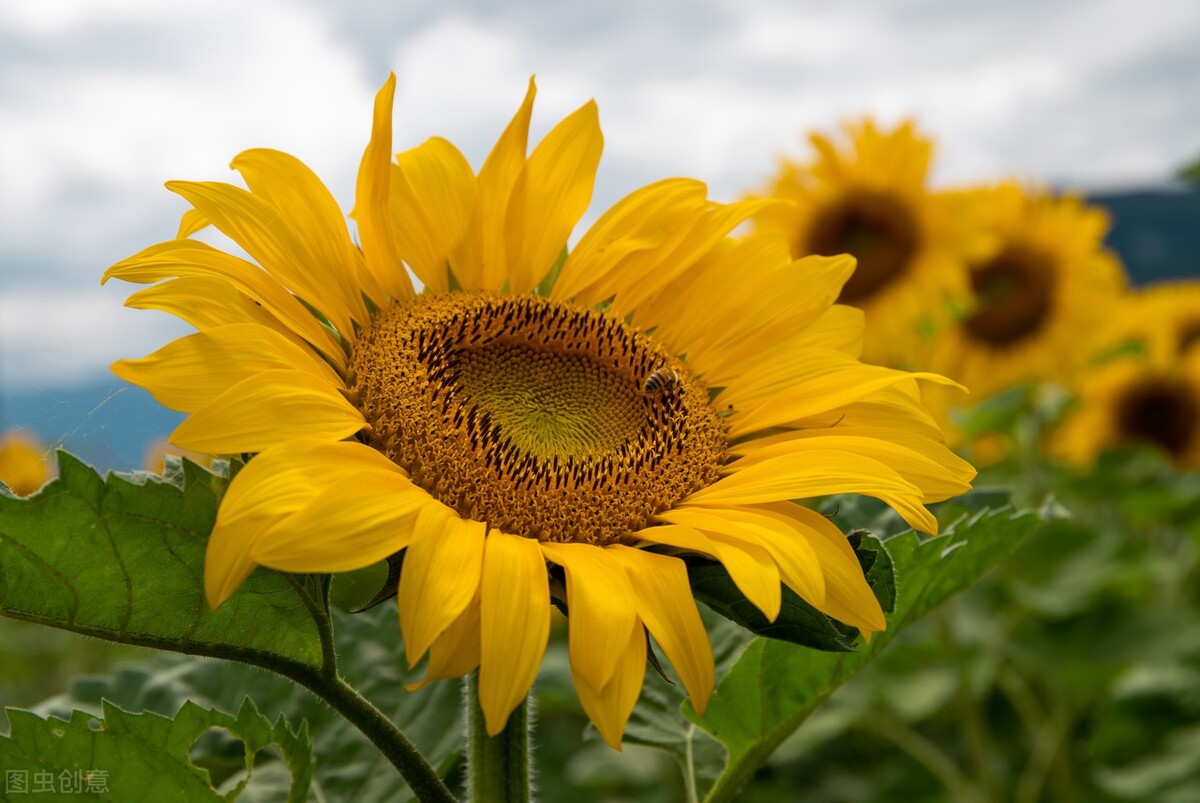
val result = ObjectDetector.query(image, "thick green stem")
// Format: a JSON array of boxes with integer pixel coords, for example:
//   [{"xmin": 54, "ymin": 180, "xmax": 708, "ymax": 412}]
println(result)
[
  {"xmin": 304, "ymin": 672, "xmax": 458, "ymax": 803},
  {"xmin": 466, "ymin": 672, "xmax": 531, "ymax": 803}
]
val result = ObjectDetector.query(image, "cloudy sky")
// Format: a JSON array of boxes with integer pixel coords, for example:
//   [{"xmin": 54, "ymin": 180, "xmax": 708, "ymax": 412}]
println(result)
[{"xmin": 3, "ymin": 0, "xmax": 1199, "ymax": 394}]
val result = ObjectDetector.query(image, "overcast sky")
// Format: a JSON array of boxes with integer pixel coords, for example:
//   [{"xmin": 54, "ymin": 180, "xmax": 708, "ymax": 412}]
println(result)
[{"xmin": 3, "ymin": 0, "xmax": 1199, "ymax": 393}]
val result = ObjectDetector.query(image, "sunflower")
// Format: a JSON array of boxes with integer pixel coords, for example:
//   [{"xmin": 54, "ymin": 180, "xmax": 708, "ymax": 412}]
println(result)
[
  {"xmin": 750, "ymin": 118, "xmax": 984, "ymax": 367},
  {"xmin": 1053, "ymin": 282, "xmax": 1200, "ymax": 469},
  {"xmin": 921, "ymin": 183, "xmax": 1127, "ymax": 436},
  {"xmin": 104, "ymin": 75, "xmax": 975, "ymax": 748},
  {"xmin": 1103, "ymin": 279, "xmax": 1200, "ymax": 359},
  {"xmin": 0, "ymin": 430, "xmax": 50, "ymax": 497}
]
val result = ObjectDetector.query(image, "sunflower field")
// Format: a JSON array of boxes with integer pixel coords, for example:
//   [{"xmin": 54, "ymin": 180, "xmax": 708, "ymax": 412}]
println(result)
[{"xmin": 2, "ymin": 74, "xmax": 1199, "ymax": 803}]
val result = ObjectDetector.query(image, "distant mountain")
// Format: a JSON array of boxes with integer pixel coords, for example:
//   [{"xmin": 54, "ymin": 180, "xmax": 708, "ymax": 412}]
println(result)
[{"xmin": 1093, "ymin": 185, "xmax": 1200, "ymax": 285}]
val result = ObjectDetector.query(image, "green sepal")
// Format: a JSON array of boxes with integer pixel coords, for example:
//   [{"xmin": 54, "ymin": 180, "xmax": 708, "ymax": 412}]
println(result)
[
  {"xmin": 686, "ymin": 560, "xmax": 858, "ymax": 652},
  {"xmin": 685, "ymin": 530, "xmax": 897, "ymax": 652},
  {"xmin": 847, "ymin": 529, "xmax": 896, "ymax": 615}
]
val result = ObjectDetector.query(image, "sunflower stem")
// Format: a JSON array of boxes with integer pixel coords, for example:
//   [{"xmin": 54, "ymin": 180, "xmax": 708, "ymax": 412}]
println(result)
[
  {"xmin": 466, "ymin": 672, "xmax": 532, "ymax": 803},
  {"xmin": 311, "ymin": 674, "xmax": 458, "ymax": 803}
]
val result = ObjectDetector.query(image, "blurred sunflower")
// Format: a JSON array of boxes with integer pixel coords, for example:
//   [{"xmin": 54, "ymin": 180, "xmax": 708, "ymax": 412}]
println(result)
[
  {"xmin": 0, "ymin": 430, "xmax": 51, "ymax": 497},
  {"xmin": 750, "ymin": 118, "xmax": 984, "ymax": 366},
  {"xmin": 1102, "ymin": 279, "xmax": 1200, "ymax": 358},
  {"xmin": 1053, "ymin": 283, "xmax": 1200, "ymax": 469},
  {"xmin": 922, "ymin": 183, "xmax": 1126, "ymax": 433},
  {"xmin": 104, "ymin": 76, "xmax": 974, "ymax": 747}
]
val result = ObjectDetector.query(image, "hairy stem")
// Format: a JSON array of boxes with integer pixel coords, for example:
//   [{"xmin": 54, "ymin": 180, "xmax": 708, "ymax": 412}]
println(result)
[
  {"xmin": 301, "ymin": 672, "xmax": 458, "ymax": 803},
  {"xmin": 466, "ymin": 672, "xmax": 531, "ymax": 803}
]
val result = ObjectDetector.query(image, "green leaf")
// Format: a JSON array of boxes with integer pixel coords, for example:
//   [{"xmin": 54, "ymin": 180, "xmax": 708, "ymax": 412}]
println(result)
[
  {"xmin": 688, "ymin": 506, "xmax": 1042, "ymax": 802},
  {"xmin": 31, "ymin": 604, "xmax": 465, "ymax": 803},
  {"xmin": 0, "ymin": 454, "xmax": 329, "ymax": 678},
  {"xmin": 0, "ymin": 697, "xmax": 311, "ymax": 802}
]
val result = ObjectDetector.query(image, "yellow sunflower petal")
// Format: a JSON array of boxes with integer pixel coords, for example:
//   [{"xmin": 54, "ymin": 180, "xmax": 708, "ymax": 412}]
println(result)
[
  {"xmin": 0, "ymin": 433, "xmax": 51, "ymax": 497},
  {"xmin": 505, "ymin": 100, "xmax": 603, "ymax": 294},
  {"xmin": 231, "ymin": 147, "xmax": 370, "ymax": 325},
  {"xmin": 688, "ymin": 255, "xmax": 859, "ymax": 383},
  {"xmin": 717, "ymin": 347, "xmax": 862, "ymax": 415},
  {"xmin": 656, "ymin": 506, "xmax": 825, "ymax": 606},
  {"xmin": 389, "ymin": 137, "xmax": 476, "ymax": 293},
  {"xmin": 124, "ymin": 276, "xmax": 293, "ymax": 335},
  {"xmin": 479, "ymin": 530, "xmax": 551, "ymax": 736},
  {"xmin": 103, "ymin": 240, "xmax": 348, "ymax": 369},
  {"xmin": 398, "ymin": 505, "xmax": 487, "ymax": 667},
  {"xmin": 204, "ymin": 536, "xmax": 259, "ymax": 613},
  {"xmin": 205, "ymin": 440, "xmax": 403, "ymax": 606},
  {"xmin": 789, "ymin": 304, "xmax": 865, "ymax": 356},
  {"xmin": 352, "ymin": 73, "xmax": 414, "ymax": 305},
  {"xmin": 407, "ymin": 593, "xmax": 482, "ymax": 692},
  {"xmin": 729, "ymin": 363, "xmax": 962, "ymax": 439},
  {"xmin": 540, "ymin": 541, "xmax": 639, "ymax": 695},
  {"xmin": 552, "ymin": 178, "xmax": 708, "ymax": 303},
  {"xmin": 573, "ymin": 618, "xmax": 646, "ymax": 750},
  {"xmin": 609, "ymin": 197, "xmax": 781, "ymax": 319},
  {"xmin": 629, "ymin": 233, "xmax": 789, "ymax": 350},
  {"xmin": 729, "ymin": 435, "xmax": 975, "ymax": 502},
  {"xmin": 166, "ymin": 180, "xmax": 359, "ymax": 338},
  {"xmin": 112, "ymin": 323, "xmax": 341, "ymax": 413},
  {"xmin": 747, "ymin": 382, "xmax": 945, "ymax": 446},
  {"xmin": 631, "ymin": 524, "xmax": 781, "ymax": 621},
  {"xmin": 685, "ymin": 450, "xmax": 938, "ymax": 534},
  {"xmin": 757, "ymin": 503, "xmax": 887, "ymax": 634},
  {"xmin": 170, "ymin": 368, "xmax": 363, "ymax": 454},
  {"xmin": 177, "ymin": 207, "xmax": 209, "ymax": 238},
  {"xmin": 252, "ymin": 472, "xmax": 426, "ymax": 573},
  {"xmin": 456, "ymin": 77, "xmax": 537, "ymax": 292},
  {"xmin": 606, "ymin": 545, "xmax": 714, "ymax": 713}
]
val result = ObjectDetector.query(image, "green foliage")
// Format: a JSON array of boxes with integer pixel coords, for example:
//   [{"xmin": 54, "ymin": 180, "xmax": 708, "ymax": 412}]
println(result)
[
  {"xmin": 0, "ymin": 697, "xmax": 311, "ymax": 801},
  {"xmin": 0, "ymin": 455, "xmax": 462, "ymax": 801},
  {"xmin": 26, "ymin": 604, "xmax": 465, "ymax": 803},
  {"xmin": 15, "ymin": 437, "xmax": 1194, "ymax": 802},
  {"xmin": 0, "ymin": 453, "xmax": 327, "ymax": 676},
  {"xmin": 743, "ymin": 443, "xmax": 1200, "ymax": 803},
  {"xmin": 689, "ymin": 506, "xmax": 1042, "ymax": 801},
  {"xmin": 616, "ymin": 617, "xmax": 747, "ymax": 801}
]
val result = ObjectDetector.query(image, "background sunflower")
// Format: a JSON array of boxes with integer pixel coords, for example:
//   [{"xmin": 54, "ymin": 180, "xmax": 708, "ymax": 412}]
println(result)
[
  {"xmin": 1053, "ymin": 282, "xmax": 1200, "ymax": 469},
  {"xmin": 920, "ymin": 183, "xmax": 1128, "ymax": 441},
  {"xmin": 750, "ymin": 118, "xmax": 988, "ymax": 367}
]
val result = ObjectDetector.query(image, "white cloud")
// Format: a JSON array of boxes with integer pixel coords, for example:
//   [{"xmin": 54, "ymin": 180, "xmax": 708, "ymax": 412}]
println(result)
[
  {"xmin": 1, "ymin": 0, "xmax": 372, "ymax": 269},
  {"xmin": 0, "ymin": 286, "xmax": 191, "ymax": 387}
]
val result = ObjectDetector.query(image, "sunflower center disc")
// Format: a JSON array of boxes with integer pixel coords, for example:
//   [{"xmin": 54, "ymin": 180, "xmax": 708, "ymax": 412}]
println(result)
[
  {"xmin": 1115, "ymin": 377, "xmax": 1199, "ymax": 458},
  {"xmin": 963, "ymin": 245, "xmax": 1054, "ymax": 347},
  {"xmin": 349, "ymin": 292, "xmax": 727, "ymax": 545},
  {"xmin": 807, "ymin": 190, "xmax": 919, "ymax": 304}
]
